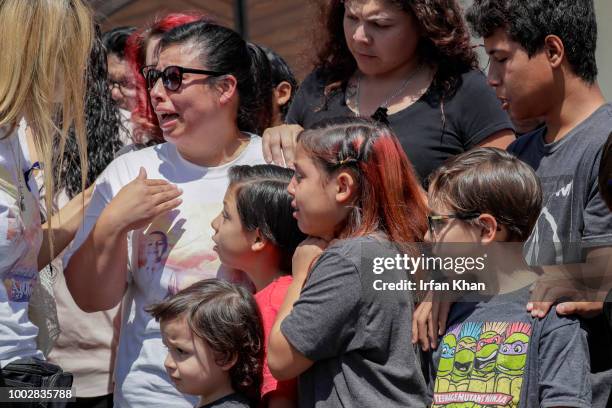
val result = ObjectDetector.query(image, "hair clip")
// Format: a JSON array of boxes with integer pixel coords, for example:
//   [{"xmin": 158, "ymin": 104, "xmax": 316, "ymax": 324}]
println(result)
[{"xmin": 338, "ymin": 157, "xmax": 356, "ymax": 166}]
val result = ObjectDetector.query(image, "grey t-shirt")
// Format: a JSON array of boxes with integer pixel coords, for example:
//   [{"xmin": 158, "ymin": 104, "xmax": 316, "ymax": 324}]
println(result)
[
  {"xmin": 508, "ymin": 103, "xmax": 612, "ymax": 407},
  {"xmin": 429, "ymin": 286, "xmax": 591, "ymax": 408},
  {"xmin": 507, "ymin": 103, "xmax": 612, "ymax": 266},
  {"xmin": 281, "ymin": 236, "xmax": 428, "ymax": 408}
]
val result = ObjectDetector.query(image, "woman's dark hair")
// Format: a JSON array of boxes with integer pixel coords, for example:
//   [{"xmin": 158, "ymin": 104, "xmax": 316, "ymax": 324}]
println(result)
[
  {"xmin": 148, "ymin": 279, "xmax": 264, "ymax": 404},
  {"xmin": 428, "ymin": 147, "xmax": 542, "ymax": 241},
  {"xmin": 229, "ymin": 164, "xmax": 306, "ymax": 272},
  {"xmin": 466, "ymin": 0, "xmax": 598, "ymax": 84},
  {"xmin": 315, "ymin": 0, "xmax": 478, "ymax": 99},
  {"xmin": 159, "ymin": 21, "xmax": 273, "ymax": 134},
  {"xmin": 54, "ymin": 26, "xmax": 124, "ymax": 199},
  {"xmin": 261, "ymin": 46, "xmax": 299, "ymax": 120},
  {"xmin": 102, "ymin": 26, "xmax": 137, "ymax": 59}
]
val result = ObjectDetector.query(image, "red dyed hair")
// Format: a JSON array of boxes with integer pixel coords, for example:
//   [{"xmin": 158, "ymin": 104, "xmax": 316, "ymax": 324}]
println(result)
[
  {"xmin": 125, "ymin": 12, "xmax": 209, "ymax": 143},
  {"xmin": 297, "ymin": 118, "xmax": 428, "ymax": 244}
]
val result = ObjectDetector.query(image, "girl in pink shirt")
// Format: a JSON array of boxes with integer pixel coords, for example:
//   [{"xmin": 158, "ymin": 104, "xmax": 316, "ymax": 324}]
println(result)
[{"xmin": 212, "ymin": 164, "xmax": 305, "ymax": 408}]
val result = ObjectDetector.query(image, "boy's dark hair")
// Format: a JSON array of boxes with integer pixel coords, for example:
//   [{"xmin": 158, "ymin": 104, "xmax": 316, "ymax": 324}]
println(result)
[
  {"xmin": 148, "ymin": 279, "xmax": 264, "ymax": 403},
  {"xmin": 428, "ymin": 148, "xmax": 542, "ymax": 241},
  {"xmin": 102, "ymin": 26, "xmax": 136, "ymax": 59},
  {"xmin": 229, "ymin": 164, "xmax": 306, "ymax": 272},
  {"xmin": 466, "ymin": 0, "xmax": 598, "ymax": 84},
  {"xmin": 261, "ymin": 46, "xmax": 298, "ymax": 120},
  {"xmin": 599, "ymin": 132, "xmax": 612, "ymax": 210}
]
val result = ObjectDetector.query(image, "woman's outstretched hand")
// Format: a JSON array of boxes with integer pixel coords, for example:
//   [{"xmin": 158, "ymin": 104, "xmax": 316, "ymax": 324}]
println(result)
[
  {"xmin": 101, "ymin": 167, "xmax": 183, "ymax": 233},
  {"xmin": 262, "ymin": 124, "xmax": 303, "ymax": 168}
]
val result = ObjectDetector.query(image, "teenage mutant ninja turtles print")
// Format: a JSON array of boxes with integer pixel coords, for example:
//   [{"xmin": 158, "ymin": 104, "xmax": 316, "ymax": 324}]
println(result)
[{"xmin": 432, "ymin": 321, "xmax": 532, "ymax": 407}]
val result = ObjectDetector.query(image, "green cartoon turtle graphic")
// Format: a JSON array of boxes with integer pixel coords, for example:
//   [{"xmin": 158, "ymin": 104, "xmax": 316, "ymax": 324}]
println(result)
[
  {"xmin": 434, "ymin": 330, "xmax": 458, "ymax": 393},
  {"xmin": 494, "ymin": 322, "xmax": 531, "ymax": 407}
]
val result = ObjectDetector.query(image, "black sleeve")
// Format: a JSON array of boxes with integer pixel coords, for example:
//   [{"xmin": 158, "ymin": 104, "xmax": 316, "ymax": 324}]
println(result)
[
  {"xmin": 450, "ymin": 70, "xmax": 515, "ymax": 148},
  {"xmin": 285, "ymin": 70, "xmax": 324, "ymax": 126},
  {"xmin": 605, "ymin": 289, "xmax": 612, "ymax": 331}
]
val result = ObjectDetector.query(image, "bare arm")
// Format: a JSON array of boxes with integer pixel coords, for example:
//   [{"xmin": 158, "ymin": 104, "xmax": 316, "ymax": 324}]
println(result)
[
  {"xmin": 477, "ymin": 129, "xmax": 516, "ymax": 150},
  {"xmin": 268, "ymin": 238, "xmax": 326, "ymax": 380},
  {"xmin": 528, "ymin": 246, "xmax": 612, "ymax": 318},
  {"xmin": 37, "ymin": 186, "xmax": 93, "ymax": 270},
  {"xmin": 64, "ymin": 209, "xmax": 130, "ymax": 312},
  {"xmin": 65, "ymin": 168, "xmax": 182, "ymax": 312}
]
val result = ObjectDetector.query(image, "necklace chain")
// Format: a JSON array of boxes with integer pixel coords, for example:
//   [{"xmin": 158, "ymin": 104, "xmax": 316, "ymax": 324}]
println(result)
[{"xmin": 355, "ymin": 64, "xmax": 422, "ymax": 117}]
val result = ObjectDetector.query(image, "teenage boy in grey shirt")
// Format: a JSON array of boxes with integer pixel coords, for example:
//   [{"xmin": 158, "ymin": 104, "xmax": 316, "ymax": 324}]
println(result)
[{"xmin": 467, "ymin": 1, "xmax": 612, "ymax": 406}]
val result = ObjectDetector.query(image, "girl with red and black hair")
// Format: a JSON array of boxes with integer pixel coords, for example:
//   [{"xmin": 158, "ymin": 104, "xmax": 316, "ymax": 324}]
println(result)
[
  {"xmin": 263, "ymin": 0, "xmax": 515, "ymax": 186},
  {"xmin": 268, "ymin": 117, "xmax": 430, "ymax": 407}
]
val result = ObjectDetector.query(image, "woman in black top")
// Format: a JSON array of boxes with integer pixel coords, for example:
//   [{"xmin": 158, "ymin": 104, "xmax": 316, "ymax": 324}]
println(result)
[{"xmin": 262, "ymin": 0, "xmax": 514, "ymax": 184}]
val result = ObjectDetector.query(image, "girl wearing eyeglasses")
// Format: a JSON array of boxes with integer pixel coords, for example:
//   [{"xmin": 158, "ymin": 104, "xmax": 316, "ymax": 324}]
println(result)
[
  {"xmin": 262, "ymin": 0, "xmax": 515, "ymax": 185},
  {"xmin": 64, "ymin": 21, "xmax": 269, "ymax": 407}
]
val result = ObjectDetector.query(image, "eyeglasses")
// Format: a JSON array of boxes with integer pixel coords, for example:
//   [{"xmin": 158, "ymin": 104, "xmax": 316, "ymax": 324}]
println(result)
[
  {"xmin": 108, "ymin": 79, "xmax": 136, "ymax": 94},
  {"xmin": 141, "ymin": 65, "xmax": 224, "ymax": 91},
  {"xmin": 427, "ymin": 212, "xmax": 481, "ymax": 240}
]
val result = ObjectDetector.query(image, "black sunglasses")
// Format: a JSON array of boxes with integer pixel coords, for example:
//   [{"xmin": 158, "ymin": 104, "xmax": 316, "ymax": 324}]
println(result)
[{"xmin": 141, "ymin": 65, "xmax": 225, "ymax": 91}]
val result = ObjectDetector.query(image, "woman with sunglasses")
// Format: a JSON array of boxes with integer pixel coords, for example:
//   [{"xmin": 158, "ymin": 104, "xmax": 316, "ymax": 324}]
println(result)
[
  {"xmin": 263, "ymin": 0, "xmax": 515, "ymax": 185},
  {"xmin": 64, "ymin": 20, "xmax": 268, "ymax": 407},
  {"xmin": 123, "ymin": 12, "xmax": 205, "ymax": 147}
]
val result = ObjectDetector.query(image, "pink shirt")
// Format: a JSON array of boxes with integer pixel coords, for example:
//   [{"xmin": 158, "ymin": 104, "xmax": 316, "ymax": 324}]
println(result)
[{"xmin": 254, "ymin": 275, "xmax": 297, "ymax": 403}]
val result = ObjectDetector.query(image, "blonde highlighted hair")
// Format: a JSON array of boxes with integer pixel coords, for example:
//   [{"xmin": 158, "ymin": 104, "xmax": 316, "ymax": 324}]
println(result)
[{"xmin": 0, "ymin": 0, "xmax": 93, "ymax": 256}]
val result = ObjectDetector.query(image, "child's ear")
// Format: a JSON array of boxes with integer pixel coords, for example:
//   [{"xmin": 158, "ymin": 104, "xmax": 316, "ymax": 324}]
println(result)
[
  {"xmin": 215, "ymin": 74, "xmax": 238, "ymax": 105},
  {"xmin": 335, "ymin": 171, "xmax": 356, "ymax": 204},
  {"xmin": 274, "ymin": 81, "xmax": 293, "ymax": 107},
  {"xmin": 218, "ymin": 353, "xmax": 238, "ymax": 372},
  {"xmin": 478, "ymin": 214, "xmax": 498, "ymax": 244},
  {"xmin": 544, "ymin": 34, "xmax": 564, "ymax": 69},
  {"xmin": 251, "ymin": 228, "xmax": 267, "ymax": 252}
]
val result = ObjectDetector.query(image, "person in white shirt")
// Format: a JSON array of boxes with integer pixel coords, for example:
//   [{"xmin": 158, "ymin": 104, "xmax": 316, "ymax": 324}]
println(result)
[
  {"xmin": 0, "ymin": 0, "xmax": 93, "ymax": 390},
  {"xmin": 64, "ymin": 20, "xmax": 270, "ymax": 408}
]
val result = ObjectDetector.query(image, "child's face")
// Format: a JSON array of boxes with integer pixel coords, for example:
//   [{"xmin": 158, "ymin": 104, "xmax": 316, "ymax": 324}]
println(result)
[
  {"xmin": 211, "ymin": 186, "xmax": 256, "ymax": 271},
  {"xmin": 161, "ymin": 316, "xmax": 231, "ymax": 398},
  {"xmin": 288, "ymin": 145, "xmax": 349, "ymax": 240},
  {"xmin": 484, "ymin": 28, "xmax": 555, "ymax": 123}
]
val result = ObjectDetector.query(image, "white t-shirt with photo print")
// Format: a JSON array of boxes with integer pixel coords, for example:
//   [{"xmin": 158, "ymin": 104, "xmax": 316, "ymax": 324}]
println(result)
[
  {"xmin": 65, "ymin": 135, "xmax": 265, "ymax": 408},
  {"xmin": 0, "ymin": 120, "xmax": 44, "ymax": 367}
]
